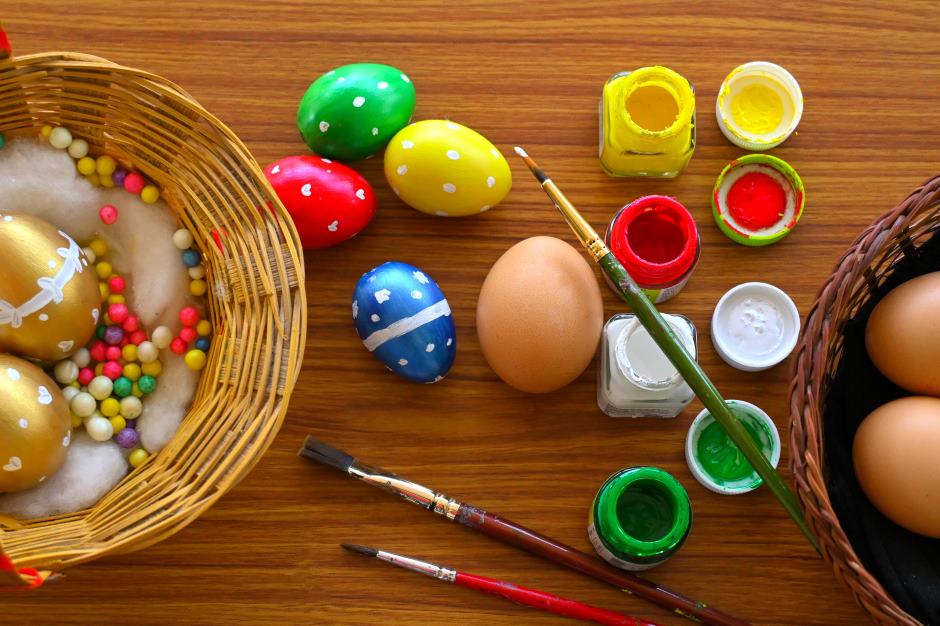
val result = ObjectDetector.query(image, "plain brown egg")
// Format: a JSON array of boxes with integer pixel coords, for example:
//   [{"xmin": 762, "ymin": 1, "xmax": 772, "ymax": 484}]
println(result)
[
  {"xmin": 853, "ymin": 396, "xmax": 940, "ymax": 538},
  {"xmin": 866, "ymin": 271, "xmax": 940, "ymax": 394},
  {"xmin": 476, "ymin": 236, "xmax": 604, "ymax": 393}
]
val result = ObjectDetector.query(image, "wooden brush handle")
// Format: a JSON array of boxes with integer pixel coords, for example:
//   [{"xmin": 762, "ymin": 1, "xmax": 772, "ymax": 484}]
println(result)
[
  {"xmin": 456, "ymin": 505, "xmax": 750, "ymax": 626},
  {"xmin": 456, "ymin": 572, "xmax": 656, "ymax": 626}
]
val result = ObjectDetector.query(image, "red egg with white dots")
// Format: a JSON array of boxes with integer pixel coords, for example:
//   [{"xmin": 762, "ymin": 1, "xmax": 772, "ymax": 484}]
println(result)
[{"xmin": 263, "ymin": 155, "xmax": 376, "ymax": 249}]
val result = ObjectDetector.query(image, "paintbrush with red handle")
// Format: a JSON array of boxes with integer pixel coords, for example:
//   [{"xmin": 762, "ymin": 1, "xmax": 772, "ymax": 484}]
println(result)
[{"xmin": 342, "ymin": 544, "xmax": 660, "ymax": 626}]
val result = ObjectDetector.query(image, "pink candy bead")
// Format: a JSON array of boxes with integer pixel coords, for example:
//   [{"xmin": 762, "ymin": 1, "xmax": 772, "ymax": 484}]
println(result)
[
  {"xmin": 78, "ymin": 367, "xmax": 94, "ymax": 385},
  {"xmin": 108, "ymin": 303, "xmax": 129, "ymax": 324},
  {"xmin": 179, "ymin": 306, "xmax": 199, "ymax": 327},
  {"xmin": 90, "ymin": 341, "xmax": 107, "ymax": 363},
  {"xmin": 108, "ymin": 275, "xmax": 126, "ymax": 294},
  {"xmin": 170, "ymin": 337, "xmax": 187, "ymax": 355},
  {"xmin": 129, "ymin": 330, "xmax": 147, "ymax": 345},
  {"xmin": 103, "ymin": 360, "xmax": 123, "ymax": 380},
  {"xmin": 124, "ymin": 172, "xmax": 146, "ymax": 194},
  {"xmin": 105, "ymin": 346, "xmax": 122, "ymax": 361},
  {"xmin": 99, "ymin": 204, "xmax": 119, "ymax": 225},
  {"xmin": 122, "ymin": 315, "xmax": 140, "ymax": 332},
  {"xmin": 179, "ymin": 327, "xmax": 197, "ymax": 343}
]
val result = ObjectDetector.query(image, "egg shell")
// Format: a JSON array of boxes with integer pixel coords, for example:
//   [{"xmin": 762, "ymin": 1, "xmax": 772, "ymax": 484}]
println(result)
[
  {"xmin": 264, "ymin": 155, "xmax": 376, "ymax": 249},
  {"xmin": 353, "ymin": 261, "xmax": 456, "ymax": 383},
  {"xmin": 384, "ymin": 120, "xmax": 511, "ymax": 217},
  {"xmin": 476, "ymin": 236, "xmax": 604, "ymax": 393},
  {"xmin": 866, "ymin": 271, "xmax": 940, "ymax": 395},
  {"xmin": 853, "ymin": 396, "xmax": 940, "ymax": 538},
  {"xmin": 298, "ymin": 63, "xmax": 416, "ymax": 161}
]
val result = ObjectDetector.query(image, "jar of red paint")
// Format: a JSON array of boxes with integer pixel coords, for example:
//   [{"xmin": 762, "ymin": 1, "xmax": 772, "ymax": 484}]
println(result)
[{"xmin": 605, "ymin": 195, "xmax": 700, "ymax": 303}]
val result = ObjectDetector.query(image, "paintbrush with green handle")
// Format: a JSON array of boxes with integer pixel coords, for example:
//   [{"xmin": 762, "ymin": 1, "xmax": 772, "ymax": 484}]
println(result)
[{"xmin": 513, "ymin": 146, "xmax": 817, "ymax": 551}]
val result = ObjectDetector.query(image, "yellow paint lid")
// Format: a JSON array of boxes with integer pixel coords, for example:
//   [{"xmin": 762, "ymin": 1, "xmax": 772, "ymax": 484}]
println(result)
[{"xmin": 715, "ymin": 62, "xmax": 803, "ymax": 151}]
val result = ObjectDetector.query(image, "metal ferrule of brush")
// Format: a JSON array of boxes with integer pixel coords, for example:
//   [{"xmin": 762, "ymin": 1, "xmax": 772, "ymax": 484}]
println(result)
[
  {"xmin": 541, "ymin": 179, "xmax": 610, "ymax": 262},
  {"xmin": 378, "ymin": 551, "xmax": 457, "ymax": 583},
  {"xmin": 349, "ymin": 462, "xmax": 463, "ymax": 519}
]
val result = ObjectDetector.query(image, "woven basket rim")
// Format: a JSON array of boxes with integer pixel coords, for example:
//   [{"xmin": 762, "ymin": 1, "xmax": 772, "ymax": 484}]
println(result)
[
  {"xmin": 0, "ymin": 46, "xmax": 307, "ymax": 575},
  {"xmin": 789, "ymin": 175, "xmax": 940, "ymax": 626}
]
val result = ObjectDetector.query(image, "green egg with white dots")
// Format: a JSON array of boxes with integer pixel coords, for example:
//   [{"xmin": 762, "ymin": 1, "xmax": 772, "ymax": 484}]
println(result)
[{"xmin": 298, "ymin": 63, "xmax": 416, "ymax": 161}]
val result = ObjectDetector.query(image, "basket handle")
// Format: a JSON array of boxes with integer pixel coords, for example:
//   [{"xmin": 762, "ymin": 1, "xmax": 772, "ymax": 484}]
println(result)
[{"xmin": 0, "ymin": 22, "xmax": 11, "ymax": 60}]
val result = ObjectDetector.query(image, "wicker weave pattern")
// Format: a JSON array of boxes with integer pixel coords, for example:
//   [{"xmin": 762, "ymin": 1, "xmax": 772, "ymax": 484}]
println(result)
[
  {"xmin": 0, "ymin": 48, "xmax": 306, "ymax": 574},
  {"xmin": 790, "ymin": 175, "xmax": 940, "ymax": 626}
]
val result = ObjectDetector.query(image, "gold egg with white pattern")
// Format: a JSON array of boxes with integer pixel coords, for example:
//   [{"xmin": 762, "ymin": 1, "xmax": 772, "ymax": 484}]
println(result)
[
  {"xmin": 0, "ymin": 354, "xmax": 71, "ymax": 493},
  {"xmin": 0, "ymin": 213, "xmax": 99, "ymax": 362}
]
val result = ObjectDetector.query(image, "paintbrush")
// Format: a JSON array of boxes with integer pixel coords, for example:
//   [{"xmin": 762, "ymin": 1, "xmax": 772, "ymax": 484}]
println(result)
[
  {"xmin": 512, "ymin": 146, "xmax": 817, "ymax": 551},
  {"xmin": 301, "ymin": 436, "xmax": 749, "ymax": 626},
  {"xmin": 341, "ymin": 543, "xmax": 661, "ymax": 626}
]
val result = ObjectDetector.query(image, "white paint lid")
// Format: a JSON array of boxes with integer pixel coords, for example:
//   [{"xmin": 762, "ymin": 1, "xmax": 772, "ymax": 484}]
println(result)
[
  {"xmin": 710, "ymin": 282, "xmax": 800, "ymax": 372},
  {"xmin": 715, "ymin": 61, "xmax": 803, "ymax": 151}
]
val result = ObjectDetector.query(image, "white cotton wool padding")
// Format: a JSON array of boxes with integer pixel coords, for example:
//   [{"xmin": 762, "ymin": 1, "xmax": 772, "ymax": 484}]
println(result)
[
  {"xmin": 138, "ymin": 354, "xmax": 201, "ymax": 453},
  {"xmin": 0, "ymin": 433, "xmax": 128, "ymax": 519},
  {"xmin": 0, "ymin": 138, "xmax": 195, "ymax": 328}
]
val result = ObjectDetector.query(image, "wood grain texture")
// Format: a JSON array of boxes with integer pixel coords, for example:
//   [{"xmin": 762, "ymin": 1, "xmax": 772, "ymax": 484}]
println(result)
[{"xmin": 5, "ymin": 1, "xmax": 940, "ymax": 624}]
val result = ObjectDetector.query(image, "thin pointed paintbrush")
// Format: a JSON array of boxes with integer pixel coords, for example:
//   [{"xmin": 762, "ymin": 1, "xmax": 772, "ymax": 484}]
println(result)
[
  {"xmin": 341, "ymin": 544, "xmax": 661, "ymax": 626},
  {"xmin": 302, "ymin": 437, "xmax": 750, "ymax": 626},
  {"xmin": 512, "ymin": 146, "xmax": 816, "ymax": 551}
]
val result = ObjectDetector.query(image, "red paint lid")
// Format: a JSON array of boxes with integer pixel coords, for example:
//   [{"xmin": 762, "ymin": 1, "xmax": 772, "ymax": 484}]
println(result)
[{"xmin": 607, "ymin": 195, "xmax": 699, "ymax": 288}]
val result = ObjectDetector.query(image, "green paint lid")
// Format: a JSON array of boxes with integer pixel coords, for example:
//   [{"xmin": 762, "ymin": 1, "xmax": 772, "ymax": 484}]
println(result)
[
  {"xmin": 685, "ymin": 399, "xmax": 781, "ymax": 495},
  {"xmin": 590, "ymin": 467, "xmax": 691, "ymax": 568},
  {"xmin": 711, "ymin": 154, "xmax": 805, "ymax": 247}
]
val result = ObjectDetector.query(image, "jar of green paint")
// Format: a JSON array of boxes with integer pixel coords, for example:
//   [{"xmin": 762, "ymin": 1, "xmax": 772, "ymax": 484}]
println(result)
[{"xmin": 587, "ymin": 467, "xmax": 692, "ymax": 571}]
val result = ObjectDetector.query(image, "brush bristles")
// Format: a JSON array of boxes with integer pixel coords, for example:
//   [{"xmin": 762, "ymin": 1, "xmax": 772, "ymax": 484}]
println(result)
[
  {"xmin": 299, "ymin": 436, "xmax": 355, "ymax": 473},
  {"xmin": 513, "ymin": 146, "xmax": 528, "ymax": 158},
  {"xmin": 341, "ymin": 543, "xmax": 378, "ymax": 557}
]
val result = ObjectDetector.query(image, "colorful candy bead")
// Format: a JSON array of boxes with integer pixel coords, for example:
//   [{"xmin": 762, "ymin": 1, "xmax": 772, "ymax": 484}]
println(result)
[
  {"xmin": 170, "ymin": 337, "xmax": 187, "ymax": 354},
  {"xmin": 89, "ymin": 238, "xmax": 108, "ymax": 257},
  {"xmin": 123, "ymin": 363, "xmax": 141, "ymax": 381},
  {"xmin": 49, "ymin": 126, "xmax": 73, "ymax": 150},
  {"xmin": 99, "ymin": 204, "xmax": 119, "ymax": 225},
  {"xmin": 88, "ymin": 375, "xmax": 114, "ymax": 400},
  {"xmin": 184, "ymin": 349, "xmax": 207, "ymax": 371},
  {"xmin": 95, "ymin": 261, "xmax": 113, "ymax": 280},
  {"xmin": 86, "ymin": 415, "xmax": 114, "ymax": 442},
  {"xmin": 124, "ymin": 172, "xmax": 146, "ymax": 194},
  {"xmin": 116, "ymin": 428, "xmax": 139, "ymax": 449},
  {"xmin": 96, "ymin": 155, "xmax": 117, "ymax": 176},
  {"xmin": 113, "ymin": 377, "xmax": 133, "ymax": 398},
  {"xmin": 196, "ymin": 320, "xmax": 212, "ymax": 336},
  {"xmin": 70, "ymin": 392, "xmax": 97, "ymax": 417},
  {"xmin": 138, "ymin": 375, "xmax": 157, "ymax": 395},
  {"xmin": 54, "ymin": 359, "xmax": 79, "ymax": 384},
  {"xmin": 179, "ymin": 327, "xmax": 197, "ymax": 343},
  {"xmin": 41, "ymin": 125, "xmax": 53, "ymax": 138},
  {"xmin": 109, "ymin": 415, "xmax": 127, "ymax": 433},
  {"xmin": 68, "ymin": 139, "xmax": 89, "ymax": 159},
  {"xmin": 172, "ymin": 228, "xmax": 194, "ymax": 250},
  {"xmin": 62, "ymin": 386, "xmax": 80, "ymax": 402},
  {"xmin": 100, "ymin": 397, "xmax": 120, "ymax": 417},
  {"xmin": 108, "ymin": 303, "xmax": 129, "ymax": 324},
  {"xmin": 112, "ymin": 168, "xmax": 128, "ymax": 186},
  {"xmin": 78, "ymin": 367, "xmax": 95, "ymax": 386},
  {"xmin": 105, "ymin": 345, "xmax": 122, "ymax": 361},
  {"xmin": 141, "ymin": 360, "xmax": 162, "ymax": 377},
  {"xmin": 129, "ymin": 330, "xmax": 147, "ymax": 345},
  {"xmin": 72, "ymin": 347, "xmax": 91, "ymax": 368},
  {"xmin": 122, "ymin": 315, "xmax": 140, "ymax": 333},
  {"xmin": 103, "ymin": 360, "xmax": 123, "ymax": 380},
  {"xmin": 108, "ymin": 275, "xmax": 126, "ymax": 294},
  {"xmin": 181, "ymin": 249, "xmax": 201, "ymax": 268},
  {"xmin": 188, "ymin": 265, "xmax": 206, "ymax": 280},
  {"xmin": 119, "ymin": 395, "xmax": 142, "ymax": 419},
  {"xmin": 137, "ymin": 341, "xmax": 159, "ymax": 363},
  {"xmin": 151, "ymin": 327, "xmax": 172, "ymax": 350},
  {"xmin": 189, "ymin": 279, "xmax": 207, "ymax": 296},
  {"xmin": 103, "ymin": 325, "xmax": 124, "ymax": 346},
  {"xmin": 129, "ymin": 448, "xmax": 149, "ymax": 468},
  {"xmin": 194, "ymin": 337, "xmax": 210, "ymax": 351},
  {"xmin": 140, "ymin": 185, "xmax": 159, "ymax": 204},
  {"xmin": 179, "ymin": 306, "xmax": 199, "ymax": 327}
]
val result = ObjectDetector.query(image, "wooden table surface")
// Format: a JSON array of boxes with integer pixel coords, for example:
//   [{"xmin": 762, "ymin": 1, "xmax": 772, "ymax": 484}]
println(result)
[{"xmin": 5, "ymin": 1, "xmax": 940, "ymax": 624}]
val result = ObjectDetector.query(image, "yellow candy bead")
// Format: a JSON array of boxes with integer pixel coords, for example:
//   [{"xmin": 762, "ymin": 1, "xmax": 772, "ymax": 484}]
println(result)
[
  {"xmin": 140, "ymin": 185, "xmax": 160, "ymax": 204},
  {"xmin": 184, "ymin": 349, "xmax": 207, "ymax": 371},
  {"xmin": 189, "ymin": 279, "xmax": 207, "ymax": 297},
  {"xmin": 100, "ymin": 174, "xmax": 115, "ymax": 189},
  {"xmin": 69, "ymin": 380, "xmax": 81, "ymax": 388},
  {"xmin": 109, "ymin": 415, "xmax": 126, "ymax": 432},
  {"xmin": 107, "ymin": 294, "xmax": 126, "ymax": 305},
  {"xmin": 100, "ymin": 397, "xmax": 120, "ymax": 417},
  {"xmin": 41, "ymin": 125, "xmax": 53, "ymax": 138},
  {"xmin": 89, "ymin": 238, "xmax": 108, "ymax": 257},
  {"xmin": 196, "ymin": 320, "xmax": 212, "ymax": 337},
  {"xmin": 122, "ymin": 344, "xmax": 138, "ymax": 362},
  {"xmin": 123, "ymin": 363, "xmax": 141, "ymax": 381},
  {"xmin": 77, "ymin": 156, "xmax": 96, "ymax": 175},
  {"xmin": 96, "ymin": 155, "xmax": 117, "ymax": 176},
  {"xmin": 86, "ymin": 173, "xmax": 101, "ymax": 187},
  {"xmin": 71, "ymin": 413, "xmax": 83, "ymax": 428},
  {"xmin": 141, "ymin": 360, "xmax": 163, "ymax": 377},
  {"xmin": 132, "ymin": 382, "xmax": 143, "ymax": 397},
  {"xmin": 99, "ymin": 282, "xmax": 110, "ymax": 300},
  {"xmin": 129, "ymin": 448, "xmax": 149, "ymax": 468},
  {"xmin": 94, "ymin": 363, "xmax": 104, "ymax": 376},
  {"xmin": 96, "ymin": 261, "xmax": 113, "ymax": 280}
]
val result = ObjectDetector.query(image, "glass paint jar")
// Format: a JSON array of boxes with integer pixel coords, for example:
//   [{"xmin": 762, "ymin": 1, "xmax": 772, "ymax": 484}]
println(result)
[
  {"xmin": 599, "ymin": 66, "xmax": 696, "ymax": 178},
  {"xmin": 605, "ymin": 195, "xmax": 700, "ymax": 303},
  {"xmin": 597, "ymin": 313, "xmax": 696, "ymax": 418},
  {"xmin": 588, "ymin": 467, "xmax": 692, "ymax": 571}
]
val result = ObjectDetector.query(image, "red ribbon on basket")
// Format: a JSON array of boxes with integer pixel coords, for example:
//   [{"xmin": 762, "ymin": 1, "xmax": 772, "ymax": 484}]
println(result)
[{"xmin": 0, "ymin": 549, "xmax": 46, "ymax": 590}]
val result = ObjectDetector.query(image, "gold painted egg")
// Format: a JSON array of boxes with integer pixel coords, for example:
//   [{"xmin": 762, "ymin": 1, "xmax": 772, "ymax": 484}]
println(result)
[
  {"xmin": 0, "ymin": 213, "xmax": 99, "ymax": 362},
  {"xmin": 384, "ymin": 120, "xmax": 512, "ymax": 217},
  {"xmin": 0, "ymin": 354, "xmax": 71, "ymax": 493}
]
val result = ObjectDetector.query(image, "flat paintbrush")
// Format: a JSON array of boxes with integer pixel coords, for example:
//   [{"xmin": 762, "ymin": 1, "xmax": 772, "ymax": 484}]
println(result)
[
  {"xmin": 341, "ymin": 543, "xmax": 661, "ymax": 626},
  {"xmin": 301, "ymin": 436, "xmax": 750, "ymax": 626},
  {"xmin": 512, "ymin": 146, "xmax": 816, "ymax": 551}
]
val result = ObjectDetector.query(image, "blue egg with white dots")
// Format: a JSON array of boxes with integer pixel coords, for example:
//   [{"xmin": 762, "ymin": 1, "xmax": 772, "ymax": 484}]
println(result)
[{"xmin": 352, "ymin": 261, "xmax": 456, "ymax": 383}]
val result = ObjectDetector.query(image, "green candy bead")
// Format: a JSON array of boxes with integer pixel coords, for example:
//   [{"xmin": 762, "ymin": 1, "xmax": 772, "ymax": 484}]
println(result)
[
  {"xmin": 96, "ymin": 324, "xmax": 107, "ymax": 339},
  {"xmin": 138, "ymin": 374, "xmax": 157, "ymax": 395},
  {"xmin": 297, "ymin": 63, "xmax": 415, "ymax": 161},
  {"xmin": 113, "ymin": 376, "xmax": 133, "ymax": 398}
]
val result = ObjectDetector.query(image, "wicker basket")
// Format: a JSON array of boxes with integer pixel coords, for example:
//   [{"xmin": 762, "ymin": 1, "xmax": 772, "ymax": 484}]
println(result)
[
  {"xmin": 0, "ymin": 26, "xmax": 306, "ymax": 586},
  {"xmin": 790, "ymin": 175, "xmax": 940, "ymax": 625}
]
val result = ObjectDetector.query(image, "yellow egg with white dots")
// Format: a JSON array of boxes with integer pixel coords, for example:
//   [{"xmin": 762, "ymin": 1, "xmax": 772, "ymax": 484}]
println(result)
[{"xmin": 384, "ymin": 120, "xmax": 511, "ymax": 217}]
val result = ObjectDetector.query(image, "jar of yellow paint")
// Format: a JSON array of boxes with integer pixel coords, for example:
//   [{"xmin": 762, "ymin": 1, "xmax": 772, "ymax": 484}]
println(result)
[
  {"xmin": 716, "ymin": 62, "xmax": 803, "ymax": 151},
  {"xmin": 599, "ymin": 66, "xmax": 696, "ymax": 178}
]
